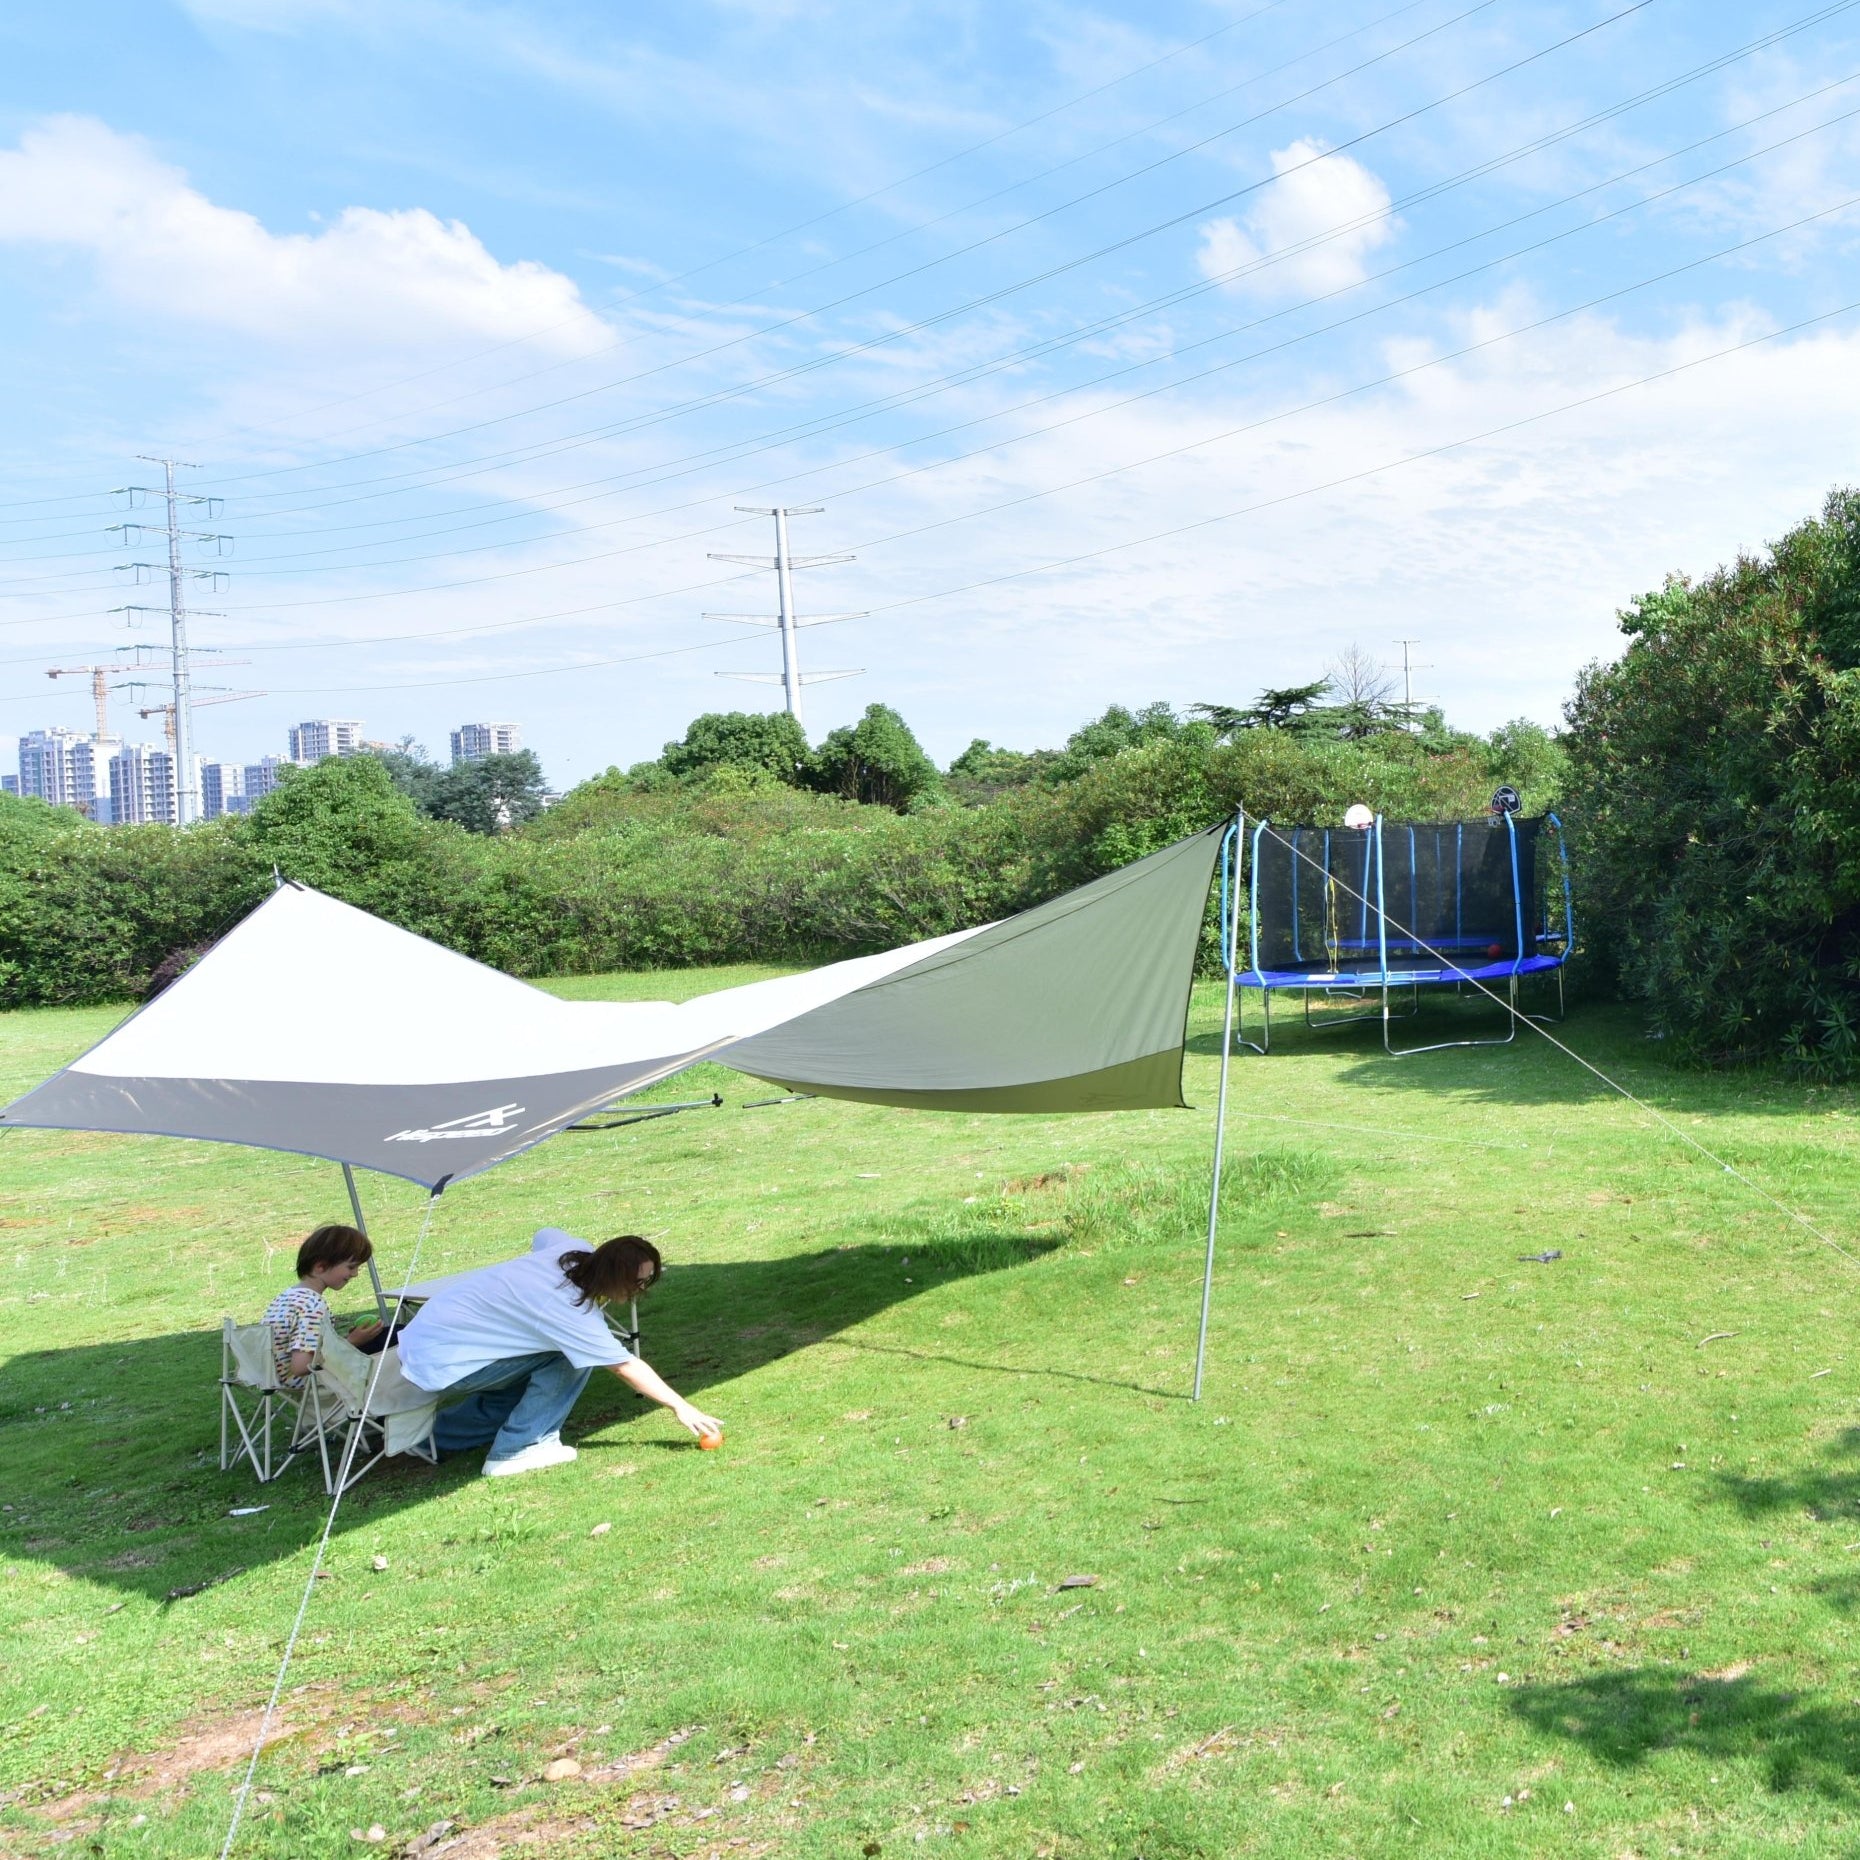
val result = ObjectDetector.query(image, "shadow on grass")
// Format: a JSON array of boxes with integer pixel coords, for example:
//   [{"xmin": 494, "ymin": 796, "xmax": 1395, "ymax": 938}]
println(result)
[
  {"xmin": 1185, "ymin": 986, "xmax": 1588, "ymax": 1074},
  {"xmin": 1713, "ymin": 1427, "xmax": 1860, "ymax": 1524},
  {"xmin": 835, "ymin": 1337, "xmax": 1184, "ymax": 1402},
  {"xmin": 0, "ymin": 1230, "xmax": 1054, "ymax": 1603},
  {"xmin": 1507, "ymin": 1667, "xmax": 1860, "ymax": 1797},
  {"xmin": 1189, "ymin": 998, "xmax": 1829, "ymax": 1127}
]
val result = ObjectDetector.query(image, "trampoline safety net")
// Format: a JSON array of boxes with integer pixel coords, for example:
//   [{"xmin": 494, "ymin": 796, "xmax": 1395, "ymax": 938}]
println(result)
[{"xmin": 1246, "ymin": 815, "xmax": 1553, "ymax": 980}]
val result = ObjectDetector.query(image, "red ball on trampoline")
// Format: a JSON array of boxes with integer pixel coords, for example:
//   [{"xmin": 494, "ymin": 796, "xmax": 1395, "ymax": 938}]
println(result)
[{"xmin": 1486, "ymin": 943, "xmax": 1503, "ymax": 958}]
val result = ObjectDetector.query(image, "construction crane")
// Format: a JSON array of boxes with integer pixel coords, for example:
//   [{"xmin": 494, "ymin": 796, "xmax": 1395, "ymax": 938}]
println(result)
[
  {"xmin": 137, "ymin": 690, "xmax": 265, "ymax": 750},
  {"xmin": 46, "ymin": 666, "xmax": 118, "ymax": 737}
]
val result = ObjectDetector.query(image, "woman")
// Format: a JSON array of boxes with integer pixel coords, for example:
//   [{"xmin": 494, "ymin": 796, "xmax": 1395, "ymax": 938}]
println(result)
[{"xmin": 397, "ymin": 1227, "xmax": 720, "ymax": 1477}]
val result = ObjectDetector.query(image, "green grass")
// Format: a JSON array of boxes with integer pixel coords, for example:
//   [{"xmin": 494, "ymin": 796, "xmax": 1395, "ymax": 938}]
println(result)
[{"xmin": 5, "ymin": 976, "xmax": 1860, "ymax": 1857}]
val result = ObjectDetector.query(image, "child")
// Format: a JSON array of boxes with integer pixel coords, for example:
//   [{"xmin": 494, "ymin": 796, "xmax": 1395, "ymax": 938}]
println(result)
[{"xmin": 265, "ymin": 1224, "xmax": 386, "ymax": 1389}]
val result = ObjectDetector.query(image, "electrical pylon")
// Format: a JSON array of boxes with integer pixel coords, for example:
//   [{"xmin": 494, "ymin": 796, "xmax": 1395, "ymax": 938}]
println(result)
[
  {"xmin": 109, "ymin": 459, "xmax": 232, "ymax": 824},
  {"xmin": 706, "ymin": 505, "xmax": 864, "ymax": 729}
]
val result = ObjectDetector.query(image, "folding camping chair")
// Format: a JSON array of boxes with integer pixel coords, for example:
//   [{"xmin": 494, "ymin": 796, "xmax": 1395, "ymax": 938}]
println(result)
[
  {"xmin": 312, "ymin": 1332, "xmax": 442, "ymax": 1495},
  {"xmin": 220, "ymin": 1320, "xmax": 440, "ymax": 1495},
  {"xmin": 221, "ymin": 1317, "xmax": 351, "ymax": 1486}
]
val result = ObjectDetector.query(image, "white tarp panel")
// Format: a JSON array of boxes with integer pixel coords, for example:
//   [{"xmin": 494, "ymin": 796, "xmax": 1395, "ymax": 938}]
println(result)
[{"xmin": 1, "ymin": 825, "xmax": 1223, "ymax": 1187}]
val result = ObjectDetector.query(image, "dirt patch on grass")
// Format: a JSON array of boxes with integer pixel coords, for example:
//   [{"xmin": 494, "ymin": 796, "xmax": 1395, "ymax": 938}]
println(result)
[
  {"xmin": 579, "ymin": 1723, "xmax": 695, "ymax": 1785},
  {"xmin": 419, "ymin": 1810, "xmax": 599, "ymax": 1858},
  {"xmin": 1004, "ymin": 1166, "xmax": 1086, "ymax": 1196},
  {"xmin": 29, "ymin": 1691, "xmax": 330, "ymax": 1822},
  {"xmin": 98, "ymin": 1547, "xmax": 162, "ymax": 1570}
]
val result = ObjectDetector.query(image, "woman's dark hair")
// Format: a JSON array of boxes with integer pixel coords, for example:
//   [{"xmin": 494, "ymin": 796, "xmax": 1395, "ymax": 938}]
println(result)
[
  {"xmin": 296, "ymin": 1223, "xmax": 373, "ymax": 1278},
  {"xmin": 560, "ymin": 1235, "xmax": 662, "ymax": 1309}
]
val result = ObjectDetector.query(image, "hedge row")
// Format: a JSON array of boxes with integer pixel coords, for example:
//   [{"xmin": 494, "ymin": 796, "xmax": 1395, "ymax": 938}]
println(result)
[{"xmin": 0, "ymin": 724, "xmax": 1550, "ymax": 1008}]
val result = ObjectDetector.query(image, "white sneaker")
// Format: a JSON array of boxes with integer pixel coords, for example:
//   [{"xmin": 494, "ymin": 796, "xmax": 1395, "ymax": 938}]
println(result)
[{"xmin": 482, "ymin": 1433, "xmax": 578, "ymax": 1477}]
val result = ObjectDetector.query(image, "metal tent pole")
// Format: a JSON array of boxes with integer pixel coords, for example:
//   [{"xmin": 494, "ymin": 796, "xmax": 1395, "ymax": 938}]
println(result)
[
  {"xmin": 1194, "ymin": 811, "xmax": 1244, "ymax": 1402},
  {"xmin": 342, "ymin": 1162, "xmax": 393, "ymax": 1326}
]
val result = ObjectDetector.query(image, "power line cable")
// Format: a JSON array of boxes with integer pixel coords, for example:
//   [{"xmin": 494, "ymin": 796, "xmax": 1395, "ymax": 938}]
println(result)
[
  {"xmin": 5, "ymin": 166, "xmax": 1855, "ymax": 678},
  {"xmin": 54, "ymin": 54, "xmax": 1858, "ymax": 584},
  {"xmin": 82, "ymin": 172, "xmax": 1860, "ymax": 625},
  {"xmin": 12, "ymin": 39, "xmax": 1844, "ymax": 629},
  {"xmin": 150, "ymin": 0, "xmax": 1844, "ymax": 533},
  {"xmin": 242, "ymin": 0, "xmax": 1314, "ymax": 437},
  {"xmin": 1254, "ymin": 823, "xmax": 1860, "ymax": 1271},
  {"xmin": 8, "ymin": 0, "xmax": 1837, "ymax": 531},
  {"xmin": 232, "ymin": 294, "xmax": 1860, "ymax": 698},
  {"xmin": 275, "ymin": 0, "xmax": 1444, "ymax": 449},
  {"xmin": 184, "ymin": 0, "xmax": 1633, "ymax": 493},
  {"xmin": 109, "ymin": 93, "xmax": 1860, "ymax": 595}
]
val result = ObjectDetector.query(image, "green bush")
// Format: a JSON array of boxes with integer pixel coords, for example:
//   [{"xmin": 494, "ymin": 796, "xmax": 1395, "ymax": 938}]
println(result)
[
  {"xmin": 1563, "ymin": 487, "xmax": 1860, "ymax": 1071},
  {"xmin": 0, "ymin": 700, "xmax": 1559, "ymax": 1007}
]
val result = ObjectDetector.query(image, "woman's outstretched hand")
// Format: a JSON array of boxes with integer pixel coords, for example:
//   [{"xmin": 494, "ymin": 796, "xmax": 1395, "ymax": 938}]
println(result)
[{"xmin": 671, "ymin": 1400, "xmax": 723, "ymax": 1439}]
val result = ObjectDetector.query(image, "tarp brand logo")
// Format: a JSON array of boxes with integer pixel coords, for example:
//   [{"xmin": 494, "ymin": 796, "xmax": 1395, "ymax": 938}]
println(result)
[{"xmin": 384, "ymin": 1103, "xmax": 527, "ymax": 1144}]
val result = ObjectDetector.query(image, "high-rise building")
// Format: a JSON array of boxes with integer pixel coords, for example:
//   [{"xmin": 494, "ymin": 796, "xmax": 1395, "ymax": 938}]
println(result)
[
  {"xmin": 19, "ymin": 727, "xmax": 86, "ymax": 809},
  {"xmin": 71, "ymin": 736, "xmax": 119, "ymax": 819},
  {"xmin": 1, "ymin": 775, "xmax": 18, "ymax": 797},
  {"xmin": 450, "ymin": 721, "xmax": 522, "ymax": 764},
  {"xmin": 201, "ymin": 762, "xmax": 246, "ymax": 820},
  {"xmin": 109, "ymin": 743, "xmax": 183, "ymax": 826},
  {"xmin": 243, "ymin": 755, "xmax": 288, "ymax": 806},
  {"xmin": 288, "ymin": 719, "xmax": 365, "ymax": 764},
  {"xmin": 17, "ymin": 727, "xmax": 119, "ymax": 818}
]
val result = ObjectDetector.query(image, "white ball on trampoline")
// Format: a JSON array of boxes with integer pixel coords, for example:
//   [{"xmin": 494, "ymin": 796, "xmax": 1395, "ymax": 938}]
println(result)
[{"xmin": 1343, "ymin": 803, "xmax": 1374, "ymax": 829}]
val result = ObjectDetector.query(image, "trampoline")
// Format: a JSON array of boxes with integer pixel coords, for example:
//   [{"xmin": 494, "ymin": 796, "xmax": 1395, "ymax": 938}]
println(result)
[{"xmin": 1224, "ymin": 810, "xmax": 1573, "ymax": 1055}]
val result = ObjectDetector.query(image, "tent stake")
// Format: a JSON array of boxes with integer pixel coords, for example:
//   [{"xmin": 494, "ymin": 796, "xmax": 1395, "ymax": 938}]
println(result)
[
  {"xmin": 342, "ymin": 1162, "xmax": 392, "ymax": 1327},
  {"xmin": 1194, "ymin": 811, "xmax": 1244, "ymax": 1402}
]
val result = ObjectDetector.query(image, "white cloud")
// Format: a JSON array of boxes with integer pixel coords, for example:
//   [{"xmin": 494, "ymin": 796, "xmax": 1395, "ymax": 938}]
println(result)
[
  {"xmin": 1196, "ymin": 137, "xmax": 1397, "ymax": 300},
  {"xmin": 0, "ymin": 116, "xmax": 610, "ymax": 356}
]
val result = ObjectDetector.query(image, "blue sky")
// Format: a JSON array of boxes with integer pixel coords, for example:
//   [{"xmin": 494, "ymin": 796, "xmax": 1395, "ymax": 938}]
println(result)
[{"xmin": 3, "ymin": 0, "xmax": 1859, "ymax": 788}]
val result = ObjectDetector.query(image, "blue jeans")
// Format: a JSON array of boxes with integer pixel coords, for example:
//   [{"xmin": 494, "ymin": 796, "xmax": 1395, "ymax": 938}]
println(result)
[{"xmin": 430, "ymin": 1352, "xmax": 592, "ymax": 1461}]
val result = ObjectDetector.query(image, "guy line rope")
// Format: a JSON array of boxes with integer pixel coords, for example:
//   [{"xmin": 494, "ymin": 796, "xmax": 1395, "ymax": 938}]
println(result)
[
  {"xmin": 1252, "ymin": 823, "xmax": 1860, "ymax": 1276},
  {"xmin": 218, "ymin": 1186, "xmax": 448, "ymax": 1860}
]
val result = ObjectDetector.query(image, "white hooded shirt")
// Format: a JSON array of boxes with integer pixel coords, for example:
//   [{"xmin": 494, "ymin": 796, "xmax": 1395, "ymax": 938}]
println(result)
[{"xmin": 398, "ymin": 1227, "xmax": 634, "ymax": 1391}]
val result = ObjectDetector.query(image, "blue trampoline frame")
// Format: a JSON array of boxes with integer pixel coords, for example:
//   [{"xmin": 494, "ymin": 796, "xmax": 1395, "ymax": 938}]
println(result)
[{"xmin": 1219, "ymin": 809, "xmax": 1573, "ymax": 1056}]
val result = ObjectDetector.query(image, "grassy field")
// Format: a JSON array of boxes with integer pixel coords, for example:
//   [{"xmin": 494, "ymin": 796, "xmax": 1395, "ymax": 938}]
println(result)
[{"xmin": 4, "ymin": 970, "xmax": 1860, "ymax": 1858}]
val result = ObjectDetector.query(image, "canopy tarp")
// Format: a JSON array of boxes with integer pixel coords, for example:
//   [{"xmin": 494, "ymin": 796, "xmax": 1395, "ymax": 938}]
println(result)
[{"xmin": 1, "ymin": 825, "xmax": 1222, "ymax": 1189}]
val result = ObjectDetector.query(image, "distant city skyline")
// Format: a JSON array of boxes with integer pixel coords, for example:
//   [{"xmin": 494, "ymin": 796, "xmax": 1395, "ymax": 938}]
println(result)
[{"xmin": 9, "ymin": 716, "xmax": 530, "ymax": 824}]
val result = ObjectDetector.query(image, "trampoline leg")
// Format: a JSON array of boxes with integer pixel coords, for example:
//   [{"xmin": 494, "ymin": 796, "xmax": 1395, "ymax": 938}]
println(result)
[
  {"xmin": 1526, "ymin": 965, "xmax": 1567, "ymax": 1026},
  {"xmin": 1385, "ymin": 973, "xmax": 1522, "ymax": 1057},
  {"xmin": 1233, "ymin": 982, "xmax": 1266, "ymax": 1056}
]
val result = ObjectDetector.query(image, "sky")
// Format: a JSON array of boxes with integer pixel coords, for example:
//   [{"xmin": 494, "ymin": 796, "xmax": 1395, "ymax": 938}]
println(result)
[{"xmin": 3, "ymin": 0, "xmax": 1860, "ymax": 790}]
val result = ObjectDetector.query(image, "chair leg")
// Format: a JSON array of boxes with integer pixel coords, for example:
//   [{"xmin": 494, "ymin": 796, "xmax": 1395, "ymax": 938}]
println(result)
[{"xmin": 222, "ymin": 1382, "xmax": 298, "ymax": 1484}]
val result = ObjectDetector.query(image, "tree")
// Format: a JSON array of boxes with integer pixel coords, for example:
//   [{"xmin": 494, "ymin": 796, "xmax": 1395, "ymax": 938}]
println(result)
[
  {"xmin": 1563, "ymin": 487, "xmax": 1860, "ymax": 1071},
  {"xmin": 945, "ymin": 738, "xmax": 1041, "ymax": 804},
  {"xmin": 807, "ymin": 703, "xmax": 942, "ymax": 810},
  {"xmin": 363, "ymin": 737, "xmax": 445, "ymax": 812},
  {"xmin": 1197, "ymin": 649, "xmax": 1419, "ymax": 744},
  {"xmin": 660, "ymin": 711, "xmax": 811, "ymax": 783},
  {"xmin": 237, "ymin": 754, "xmax": 458, "ymax": 932},
  {"xmin": 1192, "ymin": 681, "xmax": 1333, "ymax": 737},
  {"xmin": 425, "ymin": 750, "xmax": 550, "ymax": 834},
  {"xmin": 1323, "ymin": 644, "xmax": 1420, "ymax": 739}
]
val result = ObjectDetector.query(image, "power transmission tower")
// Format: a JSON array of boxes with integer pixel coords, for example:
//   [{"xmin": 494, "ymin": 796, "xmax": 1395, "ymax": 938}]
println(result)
[
  {"xmin": 109, "ymin": 459, "xmax": 231, "ymax": 825},
  {"xmin": 1392, "ymin": 638, "xmax": 1432, "ymax": 728},
  {"xmin": 706, "ymin": 505, "xmax": 864, "ymax": 729}
]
